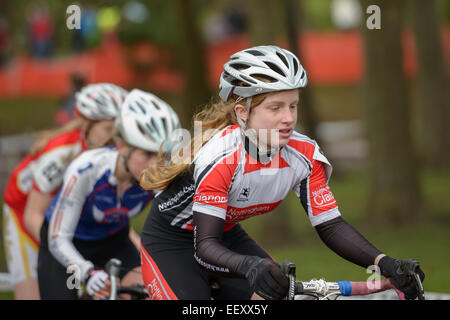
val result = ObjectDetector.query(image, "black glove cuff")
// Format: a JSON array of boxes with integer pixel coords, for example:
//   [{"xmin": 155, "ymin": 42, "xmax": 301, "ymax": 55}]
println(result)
[{"xmin": 377, "ymin": 256, "xmax": 397, "ymax": 277}]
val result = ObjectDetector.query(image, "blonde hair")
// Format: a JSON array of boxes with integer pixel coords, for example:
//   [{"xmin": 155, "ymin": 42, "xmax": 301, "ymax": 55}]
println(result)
[
  {"xmin": 30, "ymin": 117, "xmax": 86, "ymax": 156},
  {"xmin": 30, "ymin": 117, "xmax": 117, "ymax": 156},
  {"xmin": 140, "ymin": 93, "xmax": 271, "ymax": 191}
]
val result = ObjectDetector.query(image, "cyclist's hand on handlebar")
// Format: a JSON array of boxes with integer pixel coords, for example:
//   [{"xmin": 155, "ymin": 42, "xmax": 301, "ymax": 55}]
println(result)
[
  {"xmin": 86, "ymin": 269, "xmax": 111, "ymax": 299},
  {"xmin": 240, "ymin": 256, "xmax": 289, "ymax": 300},
  {"xmin": 378, "ymin": 256, "xmax": 425, "ymax": 300}
]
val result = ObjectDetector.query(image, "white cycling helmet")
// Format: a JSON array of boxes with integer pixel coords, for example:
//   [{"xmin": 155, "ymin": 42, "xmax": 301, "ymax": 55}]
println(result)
[
  {"xmin": 75, "ymin": 83, "xmax": 128, "ymax": 120},
  {"xmin": 219, "ymin": 45, "xmax": 308, "ymax": 102},
  {"xmin": 116, "ymin": 89, "xmax": 181, "ymax": 153}
]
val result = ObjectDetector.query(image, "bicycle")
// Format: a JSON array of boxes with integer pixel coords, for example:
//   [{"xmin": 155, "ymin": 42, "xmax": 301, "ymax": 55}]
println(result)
[
  {"xmin": 104, "ymin": 258, "xmax": 149, "ymax": 300},
  {"xmin": 281, "ymin": 259, "xmax": 425, "ymax": 300}
]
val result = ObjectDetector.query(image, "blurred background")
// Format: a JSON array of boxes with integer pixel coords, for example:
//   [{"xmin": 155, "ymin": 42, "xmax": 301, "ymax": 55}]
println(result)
[{"xmin": 0, "ymin": 0, "xmax": 449, "ymax": 299}]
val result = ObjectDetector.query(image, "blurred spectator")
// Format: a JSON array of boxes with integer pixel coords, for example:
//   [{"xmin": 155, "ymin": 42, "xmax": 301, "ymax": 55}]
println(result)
[
  {"xmin": 0, "ymin": 14, "xmax": 10, "ymax": 67},
  {"xmin": 331, "ymin": 0, "xmax": 362, "ymax": 31},
  {"xmin": 225, "ymin": 5, "xmax": 247, "ymax": 35},
  {"xmin": 123, "ymin": 1, "xmax": 149, "ymax": 24},
  {"xmin": 27, "ymin": 6, "xmax": 54, "ymax": 58},
  {"xmin": 203, "ymin": 4, "xmax": 247, "ymax": 43},
  {"xmin": 72, "ymin": 7, "xmax": 99, "ymax": 52},
  {"xmin": 54, "ymin": 73, "xmax": 86, "ymax": 126},
  {"xmin": 97, "ymin": 6, "xmax": 121, "ymax": 41}
]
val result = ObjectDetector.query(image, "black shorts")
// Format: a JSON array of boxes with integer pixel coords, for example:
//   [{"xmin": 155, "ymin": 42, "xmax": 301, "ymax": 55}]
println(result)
[
  {"xmin": 140, "ymin": 207, "xmax": 272, "ymax": 300},
  {"xmin": 38, "ymin": 220, "xmax": 141, "ymax": 300}
]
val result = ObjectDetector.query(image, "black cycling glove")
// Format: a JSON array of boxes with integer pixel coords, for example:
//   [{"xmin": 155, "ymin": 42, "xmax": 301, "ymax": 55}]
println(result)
[
  {"xmin": 378, "ymin": 256, "xmax": 425, "ymax": 299},
  {"xmin": 239, "ymin": 256, "xmax": 289, "ymax": 300}
]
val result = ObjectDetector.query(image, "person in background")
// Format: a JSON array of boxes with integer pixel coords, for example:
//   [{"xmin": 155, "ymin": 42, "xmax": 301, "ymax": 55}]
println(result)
[
  {"xmin": 37, "ymin": 89, "xmax": 181, "ymax": 300},
  {"xmin": 3, "ymin": 83, "xmax": 127, "ymax": 299},
  {"xmin": 54, "ymin": 73, "xmax": 86, "ymax": 126}
]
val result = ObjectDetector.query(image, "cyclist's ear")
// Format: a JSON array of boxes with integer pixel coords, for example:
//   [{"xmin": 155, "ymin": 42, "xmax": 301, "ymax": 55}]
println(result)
[{"xmin": 234, "ymin": 103, "xmax": 248, "ymax": 123}]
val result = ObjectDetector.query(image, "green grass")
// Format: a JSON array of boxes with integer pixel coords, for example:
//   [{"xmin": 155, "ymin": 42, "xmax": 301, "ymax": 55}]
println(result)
[
  {"xmin": 0, "ymin": 97, "xmax": 61, "ymax": 136},
  {"xmin": 240, "ymin": 168, "xmax": 450, "ymax": 294},
  {"xmin": 1, "ymin": 168, "xmax": 449, "ymax": 299},
  {"xmin": 0, "ymin": 86, "xmax": 363, "ymax": 137}
]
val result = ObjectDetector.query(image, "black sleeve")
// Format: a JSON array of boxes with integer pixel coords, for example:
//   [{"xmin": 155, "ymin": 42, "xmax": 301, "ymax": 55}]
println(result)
[
  {"xmin": 314, "ymin": 216, "xmax": 382, "ymax": 268},
  {"xmin": 193, "ymin": 211, "xmax": 247, "ymax": 278}
]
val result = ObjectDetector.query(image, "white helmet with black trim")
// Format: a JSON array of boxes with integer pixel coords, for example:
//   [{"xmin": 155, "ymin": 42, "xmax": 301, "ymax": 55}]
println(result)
[
  {"xmin": 75, "ymin": 83, "xmax": 128, "ymax": 120},
  {"xmin": 116, "ymin": 89, "xmax": 181, "ymax": 153},
  {"xmin": 219, "ymin": 45, "xmax": 308, "ymax": 102}
]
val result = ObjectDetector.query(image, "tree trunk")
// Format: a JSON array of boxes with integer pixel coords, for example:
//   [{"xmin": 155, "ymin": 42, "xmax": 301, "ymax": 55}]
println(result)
[
  {"xmin": 247, "ymin": 0, "xmax": 297, "ymax": 247},
  {"xmin": 360, "ymin": 0, "xmax": 424, "ymax": 225},
  {"xmin": 410, "ymin": 0, "xmax": 450, "ymax": 169},
  {"xmin": 247, "ymin": 0, "xmax": 283, "ymax": 46},
  {"xmin": 282, "ymin": 0, "xmax": 321, "ymax": 143},
  {"xmin": 174, "ymin": 0, "xmax": 212, "ymax": 126}
]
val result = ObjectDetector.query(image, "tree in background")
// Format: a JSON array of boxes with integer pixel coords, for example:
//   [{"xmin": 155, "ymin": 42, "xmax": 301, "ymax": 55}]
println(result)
[
  {"xmin": 410, "ymin": 0, "xmax": 450, "ymax": 169},
  {"xmin": 247, "ymin": 0, "xmax": 298, "ymax": 247},
  {"xmin": 360, "ymin": 0, "xmax": 424, "ymax": 225},
  {"xmin": 282, "ymin": 0, "xmax": 321, "ymax": 144},
  {"xmin": 174, "ymin": 0, "xmax": 212, "ymax": 127}
]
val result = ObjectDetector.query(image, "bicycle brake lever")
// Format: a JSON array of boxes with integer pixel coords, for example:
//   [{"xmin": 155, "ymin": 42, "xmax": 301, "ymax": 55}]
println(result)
[
  {"xmin": 281, "ymin": 260, "xmax": 296, "ymax": 300},
  {"xmin": 105, "ymin": 259, "xmax": 122, "ymax": 300},
  {"xmin": 399, "ymin": 259, "xmax": 425, "ymax": 300}
]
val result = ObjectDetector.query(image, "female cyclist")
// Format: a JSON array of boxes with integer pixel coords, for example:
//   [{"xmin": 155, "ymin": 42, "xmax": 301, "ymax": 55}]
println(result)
[
  {"xmin": 139, "ymin": 45, "xmax": 425, "ymax": 300},
  {"xmin": 3, "ymin": 83, "xmax": 126, "ymax": 300},
  {"xmin": 37, "ymin": 89, "xmax": 181, "ymax": 300}
]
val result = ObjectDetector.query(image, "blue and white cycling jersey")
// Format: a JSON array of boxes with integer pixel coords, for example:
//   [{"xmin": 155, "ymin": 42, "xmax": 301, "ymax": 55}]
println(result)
[{"xmin": 45, "ymin": 146, "xmax": 153, "ymax": 280}]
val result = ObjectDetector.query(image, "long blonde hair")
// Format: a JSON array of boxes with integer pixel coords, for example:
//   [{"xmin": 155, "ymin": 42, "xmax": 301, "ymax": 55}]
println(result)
[
  {"xmin": 29, "ymin": 117, "xmax": 117, "ymax": 156},
  {"xmin": 139, "ymin": 93, "xmax": 271, "ymax": 191},
  {"xmin": 29, "ymin": 117, "xmax": 86, "ymax": 156}
]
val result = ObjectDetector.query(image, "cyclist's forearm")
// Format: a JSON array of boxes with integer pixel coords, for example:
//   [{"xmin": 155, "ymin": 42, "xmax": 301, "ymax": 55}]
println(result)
[
  {"xmin": 24, "ymin": 208, "xmax": 45, "ymax": 243},
  {"xmin": 314, "ymin": 217, "xmax": 382, "ymax": 268},
  {"xmin": 193, "ymin": 211, "xmax": 247, "ymax": 277}
]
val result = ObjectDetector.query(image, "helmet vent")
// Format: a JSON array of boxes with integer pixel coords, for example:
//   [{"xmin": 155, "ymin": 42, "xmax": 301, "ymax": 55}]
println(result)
[
  {"xmin": 264, "ymin": 61, "xmax": 285, "ymax": 77},
  {"xmin": 240, "ymin": 75, "xmax": 257, "ymax": 84},
  {"xmin": 161, "ymin": 118, "xmax": 168, "ymax": 136},
  {"xmin": 245, "ymin": 49, "xmax": 264, "ymax": 56},
  {"xmin": 135, "ymin": 100, "xmax": 147, "ymax": 114},
  {"xmin": 293, "ymin": 59, "xmax": 299, "ymax": 75},
  {"xmin": 300, "ymin": 70, "xmax": 305, "ymax": 79},
  {"xmin": 137, "ymin": 122, "xmax": 157, "ymax": 142},
  {"xmin": 275, "ymin": 51, "xmax": 289, "ymax": 68},
  {"xmin": 151, "ymin": 100, "xmax": 160, "ymax": 110},
  {"xmin": 230, "ymin": 63, "xmax": 250, "ymax": 70},
  {"xmin": 250, "ymin": 73, "xmax": 277, "ymax": 83}
]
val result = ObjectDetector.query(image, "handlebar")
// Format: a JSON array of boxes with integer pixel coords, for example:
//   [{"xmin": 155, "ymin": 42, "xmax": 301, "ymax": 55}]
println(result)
[
  {"xmin": 104, "ymin": 258, "xmax": 149, "ymax": 300},
  {"xmin": 281, "ymin": 259, "xmax": 425, "ymax": 300}
]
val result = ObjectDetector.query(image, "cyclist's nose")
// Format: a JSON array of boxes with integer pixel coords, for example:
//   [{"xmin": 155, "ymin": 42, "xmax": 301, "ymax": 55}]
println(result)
[{"xmin": 281, "ymin": 107, "xmax": 296, "ymax": 125}]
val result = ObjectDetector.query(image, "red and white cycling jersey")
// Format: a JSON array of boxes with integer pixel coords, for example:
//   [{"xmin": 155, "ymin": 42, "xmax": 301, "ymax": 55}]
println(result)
[
  {"xmin": 3, "ymin": 129, "xmax": 88, "ymax": 243},
  {"xmin": 191, "ymin": 124, "xmax": 341, "ymax": 230}
]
